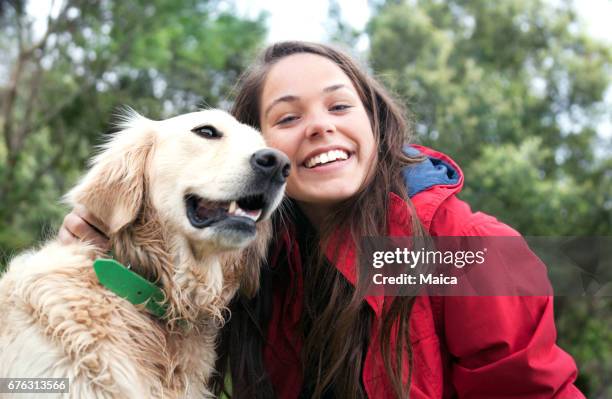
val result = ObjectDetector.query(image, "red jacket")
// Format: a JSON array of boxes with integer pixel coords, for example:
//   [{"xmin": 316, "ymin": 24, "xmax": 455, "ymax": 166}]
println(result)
[{"xmin": 263, "ymin": 145, "xmax": 584, "ymax": 398}]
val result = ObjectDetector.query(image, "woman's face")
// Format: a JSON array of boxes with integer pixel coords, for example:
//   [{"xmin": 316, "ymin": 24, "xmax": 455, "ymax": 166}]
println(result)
[{"xmin": 259, "ymin": 53, "xmax": 376, "ymax": 214}]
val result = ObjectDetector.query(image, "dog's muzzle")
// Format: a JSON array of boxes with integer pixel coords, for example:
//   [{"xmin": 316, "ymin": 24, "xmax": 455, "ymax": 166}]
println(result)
[{"xmin": 184, "ymin": 148, "xmax": 289, "ymax": 233}]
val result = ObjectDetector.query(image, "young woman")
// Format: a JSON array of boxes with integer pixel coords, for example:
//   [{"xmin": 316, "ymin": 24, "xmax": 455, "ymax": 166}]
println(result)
[{"xmin": 60, "ymin": 41, "xmax": 584, "ymax": 399}]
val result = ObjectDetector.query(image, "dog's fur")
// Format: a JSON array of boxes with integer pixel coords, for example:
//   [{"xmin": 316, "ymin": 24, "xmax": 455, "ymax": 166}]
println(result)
[{"xmin": 0, "ymin": 109, "xmax": 285, "ymax": 398}]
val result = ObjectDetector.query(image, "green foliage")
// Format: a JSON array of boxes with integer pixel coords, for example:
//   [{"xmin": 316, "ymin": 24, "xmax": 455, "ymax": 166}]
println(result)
[
  {"xmin": 555, "ymin": 297, "xmax": 612, "ymax": 397},
  {"xmin": 0, "ymin": 0, "xmax": 267, "ymax": 266},
  {"xmin": 365, "ymin": 0, "xmax": 612, "ymax": 237},
  {"xmin": 461, "ymin": 138, "xmax": 611, "ymax": 235}
]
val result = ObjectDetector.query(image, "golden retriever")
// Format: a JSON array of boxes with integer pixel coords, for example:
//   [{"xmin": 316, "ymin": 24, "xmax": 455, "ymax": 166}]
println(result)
[{"xmin": 0, "ymin": 109, "xmax": 288, "ymax": 398}]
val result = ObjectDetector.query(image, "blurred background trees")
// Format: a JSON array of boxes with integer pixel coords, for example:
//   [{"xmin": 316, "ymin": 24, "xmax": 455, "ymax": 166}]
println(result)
[
  {"xmin": 366, "ymin": 0, "xmax": 611, "ymax": 236},
  {"xmin": 1, "ymin": 0, "xmax": 610, "ymax": 396}
]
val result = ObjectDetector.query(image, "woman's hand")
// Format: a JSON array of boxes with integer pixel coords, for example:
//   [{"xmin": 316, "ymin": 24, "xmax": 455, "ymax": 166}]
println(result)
[{"xmin": 58, "ymin": 204, "xmax": 110, "ymax": 251}]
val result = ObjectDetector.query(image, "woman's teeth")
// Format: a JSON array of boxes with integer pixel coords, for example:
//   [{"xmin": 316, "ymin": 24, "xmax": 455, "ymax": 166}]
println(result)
[{"xmin": 305, "ymin": 150, "xmax": 349, "ymax": 168}]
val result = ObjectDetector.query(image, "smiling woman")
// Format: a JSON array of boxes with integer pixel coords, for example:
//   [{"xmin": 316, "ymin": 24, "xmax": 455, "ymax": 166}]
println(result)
[{"xmin": 213, "ymin": 41, "xmax": 586, "ymax": 399}]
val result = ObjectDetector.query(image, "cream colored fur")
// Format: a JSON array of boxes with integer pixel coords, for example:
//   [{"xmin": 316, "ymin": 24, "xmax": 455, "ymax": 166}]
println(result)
[{"xmin": 0, "ymin": 109, "xmax": 282, "ymax": 398}]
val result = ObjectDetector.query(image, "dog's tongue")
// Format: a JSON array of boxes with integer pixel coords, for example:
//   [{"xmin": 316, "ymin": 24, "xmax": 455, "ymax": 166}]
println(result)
[
  {"xmin": 242, "ymin": 209, "xmax": 262, "ymax": 219},
  {"xmin": 196, "ymin": 199, "xmax": 228, "ymax": 219},
  {"xmin": 194, "ymin": 199, "xmax": 262, "ymax": 222}
]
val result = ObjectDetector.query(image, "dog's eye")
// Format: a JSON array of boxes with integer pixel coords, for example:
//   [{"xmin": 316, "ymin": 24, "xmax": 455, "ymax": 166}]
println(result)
[{"xmin": 191, "ymin": 125, "xmax": 222, "ymax": 139}]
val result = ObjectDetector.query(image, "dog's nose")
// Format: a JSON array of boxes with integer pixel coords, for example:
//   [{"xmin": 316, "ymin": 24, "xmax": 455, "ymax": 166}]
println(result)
[{"xmin": 251, "ymin": 149, "xmax": 291, "ymax": 183}]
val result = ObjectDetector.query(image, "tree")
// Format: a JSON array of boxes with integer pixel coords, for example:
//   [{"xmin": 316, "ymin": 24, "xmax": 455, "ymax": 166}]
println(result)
[{"xmin": 0, "ymin": 0, "xmax": 267, "ymax": 262}]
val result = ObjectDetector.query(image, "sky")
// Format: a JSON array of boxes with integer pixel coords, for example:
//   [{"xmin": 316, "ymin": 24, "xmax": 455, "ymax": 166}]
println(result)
[
  {"xmin": 29, "ymin": 1, "xmax": 612, "ymax": 52},
  {"xmin": 235, "ymin": 0, "xmax": 612, "ymax": 46},
  {"xmin": 237, "ymin": 0, "xmax": 370, "ymax": 47}
]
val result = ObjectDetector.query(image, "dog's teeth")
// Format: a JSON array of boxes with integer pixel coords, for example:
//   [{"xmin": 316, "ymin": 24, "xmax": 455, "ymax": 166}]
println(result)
[{"xmin": 227, "ymin": 200, "xmax": 263, "ymax": 221}]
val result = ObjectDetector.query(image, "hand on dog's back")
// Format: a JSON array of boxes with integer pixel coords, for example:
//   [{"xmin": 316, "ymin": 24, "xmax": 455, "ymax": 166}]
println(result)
[{"xmin": 58, "ymin": 204, "xmax": 110, "ymax": 251}]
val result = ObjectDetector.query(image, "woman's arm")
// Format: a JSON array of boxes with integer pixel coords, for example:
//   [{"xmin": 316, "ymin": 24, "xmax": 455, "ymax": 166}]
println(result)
[
  {"xmin": 58, "ymin": 204, "xmax": 110, "ymax": 251},
  {"xmin": 430, "ymin": 196, "xmax": 585, "ymax": 398}
]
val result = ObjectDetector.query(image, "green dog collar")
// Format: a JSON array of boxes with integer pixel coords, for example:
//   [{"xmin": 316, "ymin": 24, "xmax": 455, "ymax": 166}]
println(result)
[{"xmin": 93, "ymin": 258, "xmax": 168, "ymax": 319}]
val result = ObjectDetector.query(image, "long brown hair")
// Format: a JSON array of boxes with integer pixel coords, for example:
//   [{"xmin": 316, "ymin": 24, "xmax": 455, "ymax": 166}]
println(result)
[{"xmin": 211, "ymin": 41, "xmax": 425, "ymax": 399}]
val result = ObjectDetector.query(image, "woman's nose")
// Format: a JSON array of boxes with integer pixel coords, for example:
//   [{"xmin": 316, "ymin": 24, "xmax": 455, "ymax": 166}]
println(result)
[{"xmin": 305, "ymin": 114, "xmax": 336, "ymax": 138}]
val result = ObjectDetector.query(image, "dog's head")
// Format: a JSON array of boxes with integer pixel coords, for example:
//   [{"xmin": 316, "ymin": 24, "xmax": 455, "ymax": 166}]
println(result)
[
  {"xmin": 67, "ymin": 109, "xmax": 287, "ymax": 251},
  {"xmin": 65, "ymin": 110, "xmax": 288, "ymax": 312},
  {"xmin": 147, "ymin": 109, "xmax": 288, "ymax": 252}
]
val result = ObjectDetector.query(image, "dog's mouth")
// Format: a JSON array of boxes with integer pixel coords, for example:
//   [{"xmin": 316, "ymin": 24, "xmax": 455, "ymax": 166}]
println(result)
[{"xmin": 185, "ymin": 193, "xmax": 266, "ymax": 229}]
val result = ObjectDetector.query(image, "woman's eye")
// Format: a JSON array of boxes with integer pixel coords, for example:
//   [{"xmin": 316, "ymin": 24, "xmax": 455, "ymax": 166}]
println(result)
[
  {"xmin": 330, "ymin": 104, "xmax": 352, "ymax": 112},
  {"xmin": 276, "ymin": 115, "xmax": 299, "ymax": 125}
]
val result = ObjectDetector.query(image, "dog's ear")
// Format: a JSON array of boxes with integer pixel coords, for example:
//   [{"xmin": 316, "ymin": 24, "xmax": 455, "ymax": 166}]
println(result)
[{"xmin": 65, "ymin": 116, "xmax": 155, "ymax": 235}]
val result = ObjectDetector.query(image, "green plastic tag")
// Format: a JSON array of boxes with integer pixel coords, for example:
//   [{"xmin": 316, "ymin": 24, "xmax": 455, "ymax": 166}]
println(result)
[{"xmin": 93, "ymin": 258, "xmax": 167, "ymax": 318}]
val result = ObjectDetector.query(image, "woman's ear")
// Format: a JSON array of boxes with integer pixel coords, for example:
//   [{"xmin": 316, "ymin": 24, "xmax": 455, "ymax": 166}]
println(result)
[{"xmin": 65, "ymin": 118, "xmax": 156, "ymax": 235}]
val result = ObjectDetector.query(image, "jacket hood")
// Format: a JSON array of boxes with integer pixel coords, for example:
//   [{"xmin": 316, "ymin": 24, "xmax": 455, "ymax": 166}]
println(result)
[{"xmin": 403, "ymin": 144, "xmax": 463, "ymax": 198}]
